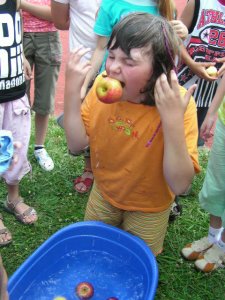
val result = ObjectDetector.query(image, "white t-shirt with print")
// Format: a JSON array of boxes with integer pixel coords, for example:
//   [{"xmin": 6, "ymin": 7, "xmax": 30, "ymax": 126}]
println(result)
[{"xmin": 53, "ymin": 0, "xmax": 101, "ymax": 60}]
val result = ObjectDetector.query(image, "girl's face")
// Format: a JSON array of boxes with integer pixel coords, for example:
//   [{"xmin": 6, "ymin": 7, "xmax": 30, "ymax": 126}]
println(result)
[{"xmin": 105, "ymin": 47, "xmax": 153, "ymax": 103}]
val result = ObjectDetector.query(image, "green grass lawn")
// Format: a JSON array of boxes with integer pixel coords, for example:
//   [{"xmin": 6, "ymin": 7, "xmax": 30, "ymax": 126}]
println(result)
[{"xmin": 1, "ymin": 117, "xmax": 224, "ymax": 299}]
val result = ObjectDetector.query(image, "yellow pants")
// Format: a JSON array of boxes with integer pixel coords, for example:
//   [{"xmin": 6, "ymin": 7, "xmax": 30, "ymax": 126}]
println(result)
[{"xmin": 84, "ymin": 183, "xmax": 171, "ymax": 256}]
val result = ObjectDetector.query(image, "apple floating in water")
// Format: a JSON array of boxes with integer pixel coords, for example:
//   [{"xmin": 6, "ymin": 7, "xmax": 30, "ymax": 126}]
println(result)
[
  {"xmin": 106, "ymin": 297, "xmax": 119, "ymax": 300},
  {"xmin": 75, "ymin": 282, "xmax": 94, "ymax": 299},
  {"xmin": 206, "ymin": 66, "xmax": 218, "ymax": 77},
  {"xmin": 96, "ymin": 74, "xmax": 123, "ymax": 104},
  {"xmin": 53, "ymin": 297, "xmax": 67, "ymax": 300}
]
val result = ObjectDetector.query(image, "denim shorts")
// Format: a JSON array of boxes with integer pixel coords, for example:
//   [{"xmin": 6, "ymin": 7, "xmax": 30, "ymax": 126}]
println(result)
[
  {"xmin": 199, "ymin": 119, "xmax": 225, "ymax": 227},
  {"xmin": 0, "ymin": 96, "xmax": 31, "ymax": 185},
  {"xmin": 23, "ymin": 31, "xmax": 62, "ymax": 115}
]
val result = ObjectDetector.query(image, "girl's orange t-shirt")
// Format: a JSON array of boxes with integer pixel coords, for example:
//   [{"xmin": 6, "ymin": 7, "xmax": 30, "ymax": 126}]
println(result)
[{"xmin": 81, "ymin": 75, "xmax": 200, "ymax": 212}]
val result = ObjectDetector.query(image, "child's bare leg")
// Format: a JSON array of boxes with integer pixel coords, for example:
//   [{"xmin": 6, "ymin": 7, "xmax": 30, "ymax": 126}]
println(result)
[
  {"xmin": 221, "ymin": 229, "xmax": 225, "ymax": 243},
  {"xmin": 35, "ymin": 113, "xmax": 49, "ymax": 146},
  {"xmin": 0, "ymin": 255, "xmax": 9, "ymax": 300},
  {"xmin": 208, "ymin": 214, "xmax": 223, "ymax": 243},
  {"xmin": 218, "ymin": 228, "xmax": 225, "ymax": 251}
]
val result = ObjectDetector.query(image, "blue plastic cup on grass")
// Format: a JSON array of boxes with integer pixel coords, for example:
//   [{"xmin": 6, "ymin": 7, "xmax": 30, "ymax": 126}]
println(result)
[{"xmin": 0, "ymin": 130, "xmax": 14, "ymax": 175}]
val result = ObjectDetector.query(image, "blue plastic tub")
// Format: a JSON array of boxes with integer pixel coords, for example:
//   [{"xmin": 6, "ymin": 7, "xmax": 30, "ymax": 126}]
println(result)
[{"xmin": 8, "ymin": 221, "xmax": 158, "ymax": 300}]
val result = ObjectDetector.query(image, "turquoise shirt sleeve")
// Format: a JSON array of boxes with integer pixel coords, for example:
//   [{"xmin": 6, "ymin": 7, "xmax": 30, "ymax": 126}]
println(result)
[
  {"xmin": 94, "ymin": 0, "xmax": 160, "ymax": 71},
  {"xmin": 94, "ymin": 0, "xmax": 159, "ymax": 37},
  {"xmin": 94, "ymin": 0, "xmax": 115, "ymax": 37}
]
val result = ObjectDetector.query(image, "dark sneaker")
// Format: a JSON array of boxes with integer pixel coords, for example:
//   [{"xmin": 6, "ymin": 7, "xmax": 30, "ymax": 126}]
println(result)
[{"xmin": 169, "ymin": 197, "xmax": 182, "ymax": 222}]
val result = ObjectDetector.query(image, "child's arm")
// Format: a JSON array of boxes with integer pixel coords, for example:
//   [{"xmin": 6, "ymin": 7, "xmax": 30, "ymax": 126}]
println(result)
[
  {"xmin": 51, "ymin": 0, "xmax": 70, "ymax": 30},
  {"xmin": 179, "ymin": 0, "xmax": 195, "ymax": 29},
  {"xmin": 180, "ymin": 44, "xmax": 216, "ymax": 81},
  {"xmin": 154, "ymin": 70, "xmax": 196, "ymax": 195},
  {"xmin": 18, "ymin": 8, "xmax": 33, "ymax": 80},
  {"xmin": 64, "ymin": 48, "xmax": 92, "ymax": 154},
  {"xmin": 81, "ymin": 36, "xmax": 108, "ymax": 99},
  {"xmin": 20, "ymin": 0, "xmax": 52, "ymax": 22},
  {"xmin": 200, "ymin": 74, "xmax": 225, "ymax": 140},
  {"xmin": 0, "ymin": 255, "xmax": 9, "ymax": 300},
  {"xmin": 179, "ymin": 0, "xmax": 216, "ymax": 81}
]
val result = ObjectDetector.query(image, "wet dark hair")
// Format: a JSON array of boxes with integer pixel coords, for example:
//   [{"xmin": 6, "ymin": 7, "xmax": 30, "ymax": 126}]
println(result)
[{"xmin": 107, "ymin": 12, "xmax": 180, "ymax": 106}]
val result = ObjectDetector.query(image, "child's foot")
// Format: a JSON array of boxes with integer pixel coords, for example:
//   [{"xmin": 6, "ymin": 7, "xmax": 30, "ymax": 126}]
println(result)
[
  {"xmin": 4, "ymin": 197, "xmax": 38, "ymax": 225},
  {"xmin": 181, "ymin": 236, "xmax": 213, "ymax": 261},
  {"xmin": 0, "ymin": 214, "xmax": 12, "ymax": 246},
  {"xmin": 74, "ymin": 169, "xmax": 94, "ymax": 193},
  {"xmin": 194, "ymin": 244, "xmax": 225, "ymax": 272},
  {"xmin": 169, "ymin": 197, "xmax": 182, "ymax": 222},
  {"xmin": 34, "ymin": 148, "xmax": 54, "ymax": 171}
]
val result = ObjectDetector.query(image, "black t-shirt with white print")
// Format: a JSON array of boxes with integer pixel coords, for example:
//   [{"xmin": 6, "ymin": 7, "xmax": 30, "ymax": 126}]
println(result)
[{"xmin": 0, "ymin": 0, "xmax": 26, "ymax": 103}]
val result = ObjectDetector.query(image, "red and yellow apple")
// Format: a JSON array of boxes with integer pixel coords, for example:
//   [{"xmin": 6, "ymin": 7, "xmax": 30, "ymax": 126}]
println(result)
[
  {"xmin": 75, "ymin": 282, "xmax": 94, "ymax": 299},
  {"xmin": 107, "ymin": 297, "xmax": 119, "ymax": 300},
  {"xmin": 206, "ymin": 66, "xmax": 218, "ymax": 77},
  {"xmin": 53, "ymin": 297, "xmax": 67, "ymax": 300},
  {"xmin": 96, "ymin": 75, "xmax": 123, "ymax": 104}
]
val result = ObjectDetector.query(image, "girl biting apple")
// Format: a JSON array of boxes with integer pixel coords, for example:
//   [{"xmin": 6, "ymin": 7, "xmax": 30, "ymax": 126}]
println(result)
[{"xmin": 64, "ymin": 13, "xmax": 200, "ymax": 256}]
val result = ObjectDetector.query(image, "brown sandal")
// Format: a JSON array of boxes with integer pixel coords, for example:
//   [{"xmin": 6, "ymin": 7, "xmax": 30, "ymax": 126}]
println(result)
[
  {"xmin": 4, "ymin": 197, "xmax": 38, "ymax": 225},
  {"xmin": 0, "ymin": 214, "xmax": 12, "ymax": 246}
]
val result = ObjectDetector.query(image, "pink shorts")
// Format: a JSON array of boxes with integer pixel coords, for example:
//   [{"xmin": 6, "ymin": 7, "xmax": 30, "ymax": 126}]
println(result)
[{"xmin": 0, "ymin": 95, "xmax": 31, "ymax": 185}]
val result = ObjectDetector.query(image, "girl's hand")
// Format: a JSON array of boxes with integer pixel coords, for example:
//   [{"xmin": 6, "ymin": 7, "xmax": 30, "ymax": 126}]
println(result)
[
  {"xmin": 170, "ymin": 20, "xmax": 188, "ymax": 40},
  {"xmin": 200, "ymin": 114, "xmax": 215, "ymax": 141},
  {"xmin": 154, "ymin": 70, "xmax": 196, "ymax": 124},
  {"xmin": 8, "ymin": 142, "xmax": 22, "ymax": 171},
  {"xmin": 23, "ymin": 57, "xmax": 32, "ymax": 80},
  {"xmin": 189, "ymin": 61, "xmax": 217, "ymax": 81},
  {"xmin": 65, "ymin": 47, "xmax": 92, "ymax": 95},
  {"xmin": 215, "ymin": 57, "xmax": 225, "ymax": 77}
]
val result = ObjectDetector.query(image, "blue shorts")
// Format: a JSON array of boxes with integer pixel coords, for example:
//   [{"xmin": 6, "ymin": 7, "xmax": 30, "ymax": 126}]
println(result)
[{"xmin": 199, "ymin": 119, "xmax": 225, "ymax": 227}]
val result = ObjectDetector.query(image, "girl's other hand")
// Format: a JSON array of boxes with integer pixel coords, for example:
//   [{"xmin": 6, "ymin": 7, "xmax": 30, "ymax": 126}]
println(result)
[
  {"xmin": 215, "ymin": 57, "xmax": 225, "ymax": 77},
  {"xmin": 200, "ymin": 114, "xmax": 215, "ymax": 141},
  {"xmin": 154, "ymin": 70, "xmax": 196, "ymax": 124},
  {"xmin": 189, "ymin": 61, "xmax": 218, "ymax": 81},
  {"xmin": 170, "ymin": 20, "xmax": 188, "ymax": 40},
  {"xmin": 65, "ymin": 47, "xmax": 92, "ymax": 93},
  {"xmin": 8, "ymin": 142, "xmax": 22, "ymax": 171},
  {"xmin": 23, "ymin": 57, "xmax": 33, "ymax": 80}
]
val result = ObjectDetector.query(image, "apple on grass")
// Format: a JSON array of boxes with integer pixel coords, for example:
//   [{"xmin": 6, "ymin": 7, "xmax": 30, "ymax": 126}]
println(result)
[
  {"xmin": 206, "ymin": 66, "xmax": 218, "ymax": 77},
  {"xmin": 96, "ymin": 74, "xmax": 123, "ymax": 104},
  {"xmin": 75, "ymin": 282, "xmax": 94, "ymax": 299}
]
